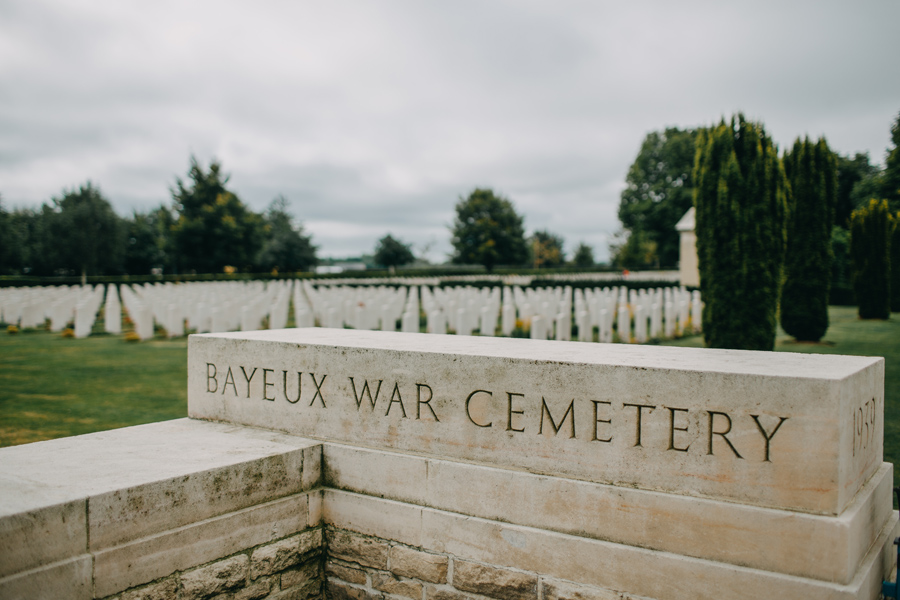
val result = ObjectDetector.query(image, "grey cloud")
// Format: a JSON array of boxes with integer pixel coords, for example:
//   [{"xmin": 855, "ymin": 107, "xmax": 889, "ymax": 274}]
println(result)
[{"xmin": 1, "ymin": 0, "xmax": 898, "ymax": 264}]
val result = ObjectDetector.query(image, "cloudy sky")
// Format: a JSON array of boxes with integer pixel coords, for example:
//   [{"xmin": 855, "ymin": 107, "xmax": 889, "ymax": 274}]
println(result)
[{"xmin": 2, "ymin": 1, "xmax": 898, "ymax": 262}]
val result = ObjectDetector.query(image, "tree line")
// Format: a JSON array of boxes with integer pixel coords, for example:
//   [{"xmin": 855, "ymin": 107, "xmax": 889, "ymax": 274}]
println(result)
[
  {"xmin": 0, "ymin": 159, "xmax": 317, "ymax": 278},
  {"xmin": 0, "ymin": 158, "xmax": 600, "ymax": 278},
  {"xmin": 613, "ymin": 113, "xmax": 900, "ymax": 271}
]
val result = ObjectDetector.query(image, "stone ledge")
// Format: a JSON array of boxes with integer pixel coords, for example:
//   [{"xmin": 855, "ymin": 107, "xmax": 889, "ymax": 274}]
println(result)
[
  {"xmin": 324, "ymin": 490, "xmax": 900, "ymax": 600},
  {"xmin": 323, "ymin": 442, "xmax": 893, "ymax": 584}
]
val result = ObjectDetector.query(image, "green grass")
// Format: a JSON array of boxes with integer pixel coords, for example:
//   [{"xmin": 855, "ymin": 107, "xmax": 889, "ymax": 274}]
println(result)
[
  {"xmin": 0, "ymin": 330, "xmax": 187, "ymax": 446},
  {"xmin": 662, "ymin": 305, "xmax": 900, "ymax": 487}
]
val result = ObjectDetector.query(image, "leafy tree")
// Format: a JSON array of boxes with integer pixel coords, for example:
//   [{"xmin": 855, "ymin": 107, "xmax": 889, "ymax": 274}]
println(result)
[
  {"xmin": 51, "ymin": 182, "xmax": 126, "ymax": 278},
  {"xmin": 373, "ymin": 233, "xmax": 415, "ymax": 270},
  {"xmin": 830, "ymin": 226, "xmax": 853, "ymax": 305},
  {"xmin": 780, "ymin": 137, "xmax": 837, "ymax": 341},
  {"xmin": 835, "ymin": 153, "xmax": 878, "ymax": 228},
  {"xmin": 849, "ymin": 199, "xmax": 893, "ymax": 319},
  {"xmin": 694, "ymin": 114, "xmax": 787, "ymax": 351},
  {"xmin": 450, "ymin": 189, "xmax": 528, "ymax": 271},
  {"xmin": 170, "ymin": 158, "xmax": 263, "ymax": 273},
  {"xmin": 0, "ymin": 196, "xmax": 17, "ymax": 275},
  {"xmin": 617, "ymin": 127, "xmax": 699, "ymax": 267},
  {"xmin": 124, "ymin": 208, "xmax": 171, "ymax": 275},
  {"xmin": 257, "ymin": 196, "xmax": 317, "ymax": 272},
  {"xmin": 883, "ymin": 111, "xmax": 900, "ymax": 209},
  {"xmin": 571, "ymin": 242, "xmax": 595, "ymax": 267},
  {"xmin": 609, "ymin": 229, "xmax": 658, "ymax": 270},
  {"xmin": 529, "ymin": 230, "xmax": 565, "ymax": 268},
  {"xmin": 892, "ymin": 212, "xmax": 900, "ymax": 313}
]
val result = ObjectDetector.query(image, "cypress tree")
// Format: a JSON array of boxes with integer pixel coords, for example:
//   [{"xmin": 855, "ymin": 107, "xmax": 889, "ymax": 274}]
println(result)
[
  {"xmin": 780, "ymin": 137, "xmax": 837, "ymax": 341},
  {"xmin": 693, "ymin": 114, "xmax": 787, "ymax": 350},
  {"xmin": 891, "ymin": 212, "xmax": 900, "ymax": 313},
  {"xmin": 849, "ymin": 199, "xmax": 893, "ymax": 319}
]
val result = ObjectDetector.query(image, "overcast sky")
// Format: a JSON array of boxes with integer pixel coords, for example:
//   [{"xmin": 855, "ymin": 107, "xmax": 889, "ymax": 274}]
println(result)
[{"xmin": 1, "ymin": 1, "xmax": 898, "ymax": 262}]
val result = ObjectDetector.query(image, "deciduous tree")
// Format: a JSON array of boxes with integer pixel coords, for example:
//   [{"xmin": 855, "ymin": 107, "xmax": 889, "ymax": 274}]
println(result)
[
  {"xmin": 373, "ymin": 233, "xmax": 415, "ymax": 270},
  {"xmin": 617, "ymin": 127, "xmax": 699, "ymax": 267},
  {"xmin": 257, "ymin": 196, "xmax": 317, "ymax": 273},
  {"xmin": 450, "ymin": 189, "xmax": 528, "ymax": 271},
  {"xmin": 170, "ymin": 158, "xmax": 263, "ymax": 273}
]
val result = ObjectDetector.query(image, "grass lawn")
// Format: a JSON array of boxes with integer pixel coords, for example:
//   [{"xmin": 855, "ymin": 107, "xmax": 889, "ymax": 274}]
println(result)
[
  {"xmin": 0, "ymin": 330, "xmax": 187, "ymax": 446},
  {"xmin": 662, "ymin": 305, "xmax": 900, "ymax": 489}
]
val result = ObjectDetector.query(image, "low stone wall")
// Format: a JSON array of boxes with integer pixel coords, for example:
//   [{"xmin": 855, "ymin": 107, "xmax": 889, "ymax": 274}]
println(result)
[
  {"xmin": 2, "ymin": 329, "xmax": 898, "ymax": 600},
  {"xmin": 0, "ymin": 419, "xmax": 325, "ymax": 600}
]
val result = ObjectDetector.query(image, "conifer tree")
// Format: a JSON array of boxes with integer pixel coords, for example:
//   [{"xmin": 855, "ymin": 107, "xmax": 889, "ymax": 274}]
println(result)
[
  {"xmin": 780, "ymin": 137, "xmax": 837, "ymax": 341},
  {"xmin": 693, "ymin": 115, "xmax": 787, "ymax": 350},
  {"xmin": 891, "ymin": 211, "xmax": 899, "ymax": 313},
  {"xmin": 849, "ymin": 199, "xmax": 893, "ymax": 319}
]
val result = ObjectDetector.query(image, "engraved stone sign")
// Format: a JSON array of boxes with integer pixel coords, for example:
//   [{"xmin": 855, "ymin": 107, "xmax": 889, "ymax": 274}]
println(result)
[{"xmin": 188, "ymin": 328, "xmax": 883, "ymax": 515}]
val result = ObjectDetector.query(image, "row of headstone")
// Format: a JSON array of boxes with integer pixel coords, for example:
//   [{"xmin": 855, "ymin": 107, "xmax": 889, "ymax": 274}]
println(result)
[
  {"xmin": 0, "ymin": 280, "xmax": 701, "ymax": 345},
  {"xmin": 0, "ymin": 284, "xmax": 110, "ymax": 335}
]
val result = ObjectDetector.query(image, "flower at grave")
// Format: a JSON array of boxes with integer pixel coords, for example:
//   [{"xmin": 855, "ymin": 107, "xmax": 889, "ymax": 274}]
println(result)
[
  {"xmin": 223, "ymin": 265, "xmax": 236, "ymax": 274},
  {"xmin": 7, "ymin": 325, "xmax": 18, "ymax": 334},
  {"xmin": 61, "ymin": 328, "xmax": 74, "ymax": 338},
  {"xmin": 124, "ymin": 331, "xmax": 140, "ymax": 342}
]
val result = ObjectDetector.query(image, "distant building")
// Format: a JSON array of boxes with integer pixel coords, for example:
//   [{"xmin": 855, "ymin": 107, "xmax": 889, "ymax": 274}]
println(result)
[
  {"xmin": 314, "ymin": 262, "xmax": 367, "ymax": 275},
  {"xmin": 675, "ymin": 207, "xmax": 699, "ymax": 288}
]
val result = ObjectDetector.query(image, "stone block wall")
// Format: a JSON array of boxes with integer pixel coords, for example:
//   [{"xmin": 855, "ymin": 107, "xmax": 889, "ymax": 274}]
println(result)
[
  {"xmin": 324, "ymin": 527, "xmax": 640, "ymax": 600},
  {"xmin": 104, "ymin": 532, "xmax": 323, "ymax": 600},
  {"xmin": 2, "ymin": 418, "xmax": 897, "ymax": 600}
]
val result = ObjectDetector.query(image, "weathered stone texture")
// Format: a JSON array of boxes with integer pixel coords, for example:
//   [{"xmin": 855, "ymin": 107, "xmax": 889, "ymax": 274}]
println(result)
[
  {"xmin": 327, "ymin": 581, "xmax": 371, "ymax": 600},
  {"xmin": 282, "ymin": 558, "xmax": 322, "ymax": 589},
  {"xmin": 452, "ymin": 560, "xmax": 537, "ymax": 600},
  {"xmin": 119, "ymin": 578, "xmax": 179, "ymax": 600},
  {"xmin": 181, "ymin": 554, "xmax": 249, "ymax": 600},
  {"xmin": 542, "ymin": 579, "xmax": 637, "ymax": 600},
  {"xmin": 371, "ymin": 571, "xmax": 423, "ymax": 599},
  {"xmin": 251, "ymin": 535, "xmax": 301, "ymax": 578},
  {"xmin": 425, "ymin": 585, "xmax": 476, "ymax": 600},
  {"xmin": 390, "ymin": 545, "xmax": 448, "ymax": 583},
  {"xmin": 328, "ymin": 529, "xmax": 389, "ymax": 569},
  {"xmin": 233, "ymin": 575, "xmax": 274, "ymax": 600},
  {"xmin": 299, "ymin": 528, "xmax": 325, "ymax": 556},
  {"xmin": 327, "ymin": 560, "xmax": 368, "ymax": 585}
]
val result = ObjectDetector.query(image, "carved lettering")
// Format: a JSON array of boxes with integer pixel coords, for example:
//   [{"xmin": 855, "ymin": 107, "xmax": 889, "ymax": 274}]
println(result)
[
  {"xmin": 262, "ymin": 368, "xmax": 275, "ymax": 401},
  {"xmin": 283, "ymin": 371, "xmax": 301, "ymax": 404},
  {"xmin": 852, "ymin": 397, "xmax": 878, "ymax": 457},
  {"xmin": 707, "ymin": 411, "xmax": 742, "ymax": 458},
  {"xmin": 308, "ymin": 373, "xmax": 327, "ymax": 407},
  {"xmin": 222, "ymin": 367, "xmax": 238, "ymax": 396},
  {"xmin": 750, "ymin": 415, "xmax": 788, "ymax": 462},
  {"xmin": 349, "ymin": 377, "xmax": 382, "ymax": 410},
  {"xmin": 416, "ymin": 383, "xmax": 439, "ymax": 421},
  {"xmin": 591, "ymin": 400, "xmax": 612, "ymax": 442},
  {"xmin": 667, "ymin": 407, "xmax": 690, "ymax": 452},
  {"xmin": 240, "ymin": 366, "xmax": 257, "ymax": 399},
  {"xmin": 206, "ymin": 363, "xmax": 218, "ymax": 393},
  {"xmin": 624, "ymin": 403, "xmax": 655, "ymax": 447},
  {"xmin": 539, "ymin": 398, "xmax": 575, "ymax": 438},
  {"xmin": 386, "ymin": 382, "xmax": 407, "ymax": 417},
  {"xmin": 466, "ymin": 390, "xmax": 492, "ymax": 427},
  {"xmin": 506, "ymin": 392, "xmax": 525, "ymax": 433}
]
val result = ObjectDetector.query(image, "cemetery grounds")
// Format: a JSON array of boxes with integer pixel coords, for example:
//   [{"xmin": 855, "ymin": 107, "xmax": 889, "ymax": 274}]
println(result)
[{"xmin": 1, "ymin": 305, "xmax": 898, "ymax": 490}]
